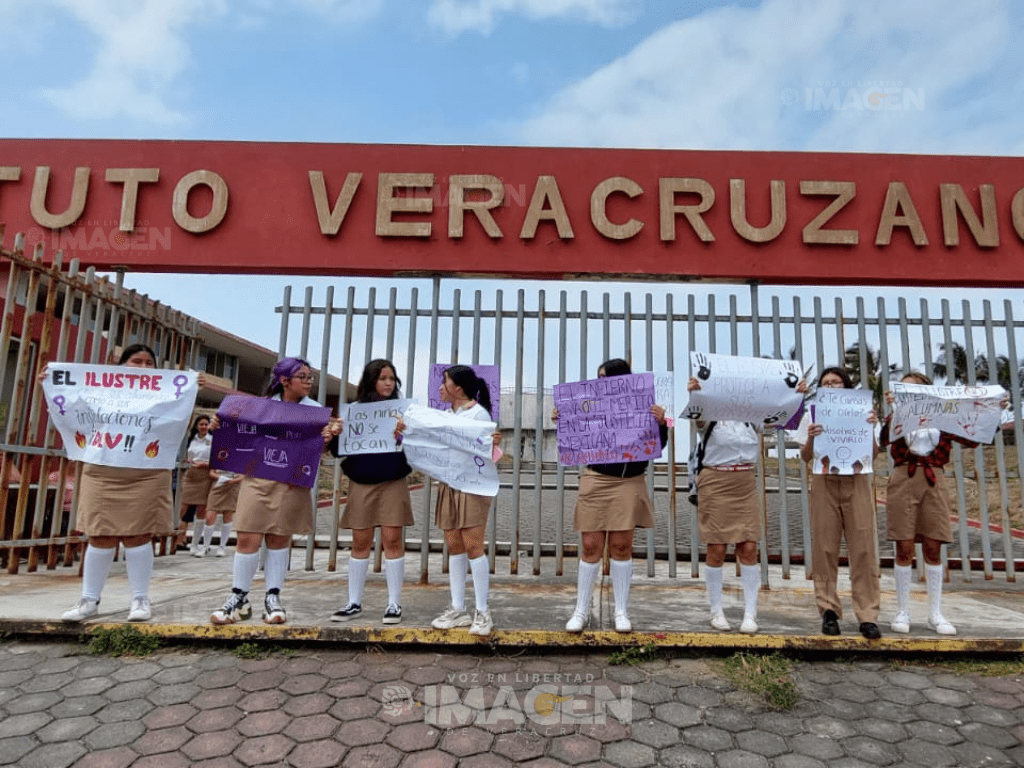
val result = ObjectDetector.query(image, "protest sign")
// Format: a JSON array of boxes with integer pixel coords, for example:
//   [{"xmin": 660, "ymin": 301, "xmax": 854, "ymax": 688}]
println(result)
[
  {"xmin": 428, "ymin": 364, "xmax": 500, "ymax": 422},
  {"xmin": 336, "ymin": 399, "xmax": 412, "ymax": 455},
  {"xmin": 808, "ymin": 389, "xmax": 874, "ymax": 475},
  {"xmin": 681, "ymin": 352, "xmax": 804, "ymax": 426},
  {"xmin": 651, "ymin": 371, "xmax": 675, "ymax": 428},
  {"xmin": 891, "ymin": 383, "xmax": 1005, "ymax": 444},
  {"xmin": 41, "ymin": 363, "xmax": 198, "ymax": 470},
  {"xmin": 401, "ymin": 403, "xmax": 499, "ymax": 496},
  {"xmin": 553, "ymin": 372, "xmax": 662, "ymax": 466},
  {"xmin": 211, "ymin": 396, "xmax": 331, "ymax": 488}
]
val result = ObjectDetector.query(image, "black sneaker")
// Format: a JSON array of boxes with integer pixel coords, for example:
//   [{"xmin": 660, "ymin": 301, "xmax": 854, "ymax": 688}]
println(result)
[
  {"xmin": 383, "ymin": 605, "xmax": 402, "ymax": 625},
  {"xmin": 331, "ymin": 603, "xmax": 362, "ymax": 622},
  {"xmin": 211, "ymin": 589, "xmax": 251, "ymax": 625},
  {"xmin": 822, "ymin": 609, "xmax": 841, "ymax": 636},
  {"xmin": 859, "ymin": 622, "xmax": 882, "ymax": 640},
  {"xmin": 263, "ymin": 589, "xmax": 287, "ymax": 625}
]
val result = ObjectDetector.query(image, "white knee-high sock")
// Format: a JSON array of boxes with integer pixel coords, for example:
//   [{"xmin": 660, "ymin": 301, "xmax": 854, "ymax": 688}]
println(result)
[
  {"xmin": 740, "ymin": 563, "xmax": 761, "ymax": 619},
  {"xmin": 384, "ymin": 556, "xmax": 404, "ymax": 608},
  {"xmin": 264, "ymin": 547, "xmax": 290, "ymax": 593},
  {"xmin": 610, "ymin": 559, "xmax": 632, "ymax": 616},
  {"xmin": 348, "ymin": 556, "xmax": 370, "ymax": 606},
  {"xmin": 925, "ymin": 563, "xmax": 946, "ymax": 619},
  {"xmin": 82, "ymin": 545, "xmax": 116, "ymax": 602},
  {"xmin": 191, "ymin": 516, "xmax": 205, "ymax": 544},
  {"xmin": 124, "ymin": 543, "xmax": 154, "ymax": 600},
  {"xmin": 232, "ymin": 551, "xmax": 261, "ymax": 594},
  {"xmin": 202, "ymin": 521, "xmax": 215, "ymax": 549},
  {"xmin": 469, "ymin": 555, "xmax": 490, "ymax": 613},
  {"xmin": 573, "ymin": 560, "xmax": 601, "ymax": 618},
  {"xmin": 448, "ymin": 553, "xmax": 468, "ymax": 611},
  {"xmin": 705, "ymin": 565, "xmax": 725, "ymax": 616},
  {"xmin": 894, "ymin": 563, "xmax": 912, "ymax": 615},
  {"xmin": 220, "ymin": 521, "xmax": 233, "ymax": 547}
]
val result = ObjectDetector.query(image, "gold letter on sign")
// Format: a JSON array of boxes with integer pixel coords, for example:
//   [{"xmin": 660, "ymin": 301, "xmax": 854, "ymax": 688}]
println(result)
[
  {"xmin": 800, "ymin": 181, "xmax": 858, "ymax": 244},
  {"xmin": 172, "ymin": 170, "xmax": 228, "ymax": 233},
  {"xmin": 659, "ymin": 178, "xmax": 715, "ymax": 242},
  {"xmin": 449, "ymin": 175, "xmax": 504, "ymax": 238},
  {"xmin": 520, "ymin": 176, "xmax": 574, "ymax": 239},
  {"xmin": 730, "ymin": 179, "xmax": 786, "ymax": 243},
  {"xmin": 105, "ymin": 168, "xmax": 160, "ymax": 232},
  {"xmin": 31, "ymin": 166, "xmax": 90, "ymax": 229},
  {"xmin": 376, "ymin": 173, "xmax": 434, "ymax": 237},
  {"xmin": 875, "ymin": 181, "xmax": 928, "ymax": 245},
  {"xmin": 939, "ymin": 183, "xmax": 998, "ymax": 247},
  {"xmin": 1012, "ymin": 188, "xmax": 1024, "ymax": 242},
  {"xmin": 591, "ymin": 177, "xmax": 643, "ymax": 240},
  {"xmin": 309, "ymin": 171, "xmax": 362, "ymax": 235}
]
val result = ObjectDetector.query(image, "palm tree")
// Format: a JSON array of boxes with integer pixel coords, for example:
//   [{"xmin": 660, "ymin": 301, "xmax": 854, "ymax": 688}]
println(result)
[{"xmin": 843, "ymin": 341, "xmax": 894, "ymax": 414}]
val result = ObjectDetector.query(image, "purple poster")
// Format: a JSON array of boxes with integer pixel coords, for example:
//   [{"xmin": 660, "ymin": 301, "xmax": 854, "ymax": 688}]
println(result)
[
  {"xmin": 554, "ymin": 372, "xmax": 662, "ymax": 466},
  {"xmin": 428, "ymin": 364, "xmax": 500, "ymax": 422},
  {"xmin": 211, "ymin": 396, "xmax": 331, "ymax": 488}
]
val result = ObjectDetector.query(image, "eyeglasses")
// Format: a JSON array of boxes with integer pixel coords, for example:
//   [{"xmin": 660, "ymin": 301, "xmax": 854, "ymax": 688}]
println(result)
[{"xmin": 292, "ymin": 374, "xmax": 316, "ymax": 383}]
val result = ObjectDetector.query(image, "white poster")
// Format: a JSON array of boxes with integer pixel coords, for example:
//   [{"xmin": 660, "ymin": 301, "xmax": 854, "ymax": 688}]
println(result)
[
  {"xmin": 651, "ymin": 371, "xmax": 675, "ymax": 428},
  {"xmin": 809, "ymin": 389, "xmax": 874, "ymax": 475},
  {"xmin": 41, "ymin": 363, "xmax": 198, "ymax": 469},
  {"xmin": 401, "ymin": 403, "xmax": 499, "ymax": 496},
  {"xmin": 682, "ymin": 352, "xmax": 804, "ymax": 426},
  {"xmin": 337, "ymin": 399, "xmax": 412, "ymax": 455},
  {"xmin": 892, "ymin": 383, "xmax": 1006, "ymax": 444}
]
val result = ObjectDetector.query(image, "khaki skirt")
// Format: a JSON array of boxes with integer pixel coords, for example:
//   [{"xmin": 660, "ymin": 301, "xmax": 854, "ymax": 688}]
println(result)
[
  {"xmin": 77, "ymin": 464, "xmax": 173, "ymax": 537},
  {"xmin": 342, "ymin": 478, "xmax": 414, "ymax": 530},
  {"xmin": 697, "ymin": 468, "xmax": 761, "ymax": 544},
  {"xmin": 886, "ymin": 465, "xmax": 953, "ymax": 543},
  {"xmin": 435, "ymin": 483, "xmax": 491, "ymax": 530},
  {"xmin": 180, "ymin": 465, "xmax": 214, "ymax": 505},
  {"xmin": 574, "ymin": 469, "xmax": 655, "ymax": 532},
  {"xmin": 234, "ymin": 477, "xmax": 313, "ymax": 536},
  {"xmin": 207, "ymin": 479, "xmax": 241, "ymax": 517}
]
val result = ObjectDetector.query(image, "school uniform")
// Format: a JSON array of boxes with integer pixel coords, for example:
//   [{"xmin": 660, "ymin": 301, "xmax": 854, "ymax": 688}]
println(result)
[
  {"xmin": 181, "ymin": 434, "xmax": 214, "ymax": 505},
  {"xmin": 77, "ymin": 465, "xmax": 173, "ymax": 537},
  {"xmin": 434, "ymin": 402, "xmax": 494, "ymax": 530},
  {"xmin": 697, "ymin": 421, "xmax": 761, "ymax": 544}
]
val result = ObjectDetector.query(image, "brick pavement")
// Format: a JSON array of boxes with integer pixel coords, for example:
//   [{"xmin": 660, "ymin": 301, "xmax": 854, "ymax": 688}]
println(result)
[{"xmin": 2, "ymin": 638, "xmax": 1023, "ymax": 767}]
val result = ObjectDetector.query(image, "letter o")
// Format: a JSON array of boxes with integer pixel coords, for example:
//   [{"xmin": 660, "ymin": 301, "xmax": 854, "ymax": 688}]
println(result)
[{"xmin": 173, "ymin": 170, "xmax": 228, "ymax": 233}]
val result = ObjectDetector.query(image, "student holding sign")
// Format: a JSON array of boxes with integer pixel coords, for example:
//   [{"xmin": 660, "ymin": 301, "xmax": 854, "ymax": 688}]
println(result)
[
  {"xmin": 881, "ymin": 372, "xmax": 979, "ymax": 636},
  {"xmin": 555, "ymin": 359, "xmax": 668, "ymax": 634},
  {"xmin": 796, "ymin": 367, "xmax": 882, "ymax": 640},
  {"xmin": 430, "ymin": 365, "xmax": 501, "ymax": 637},
  {"xmin": 688, "ymin": 371, "xmax": 806, "ymax": 634},
  {"xmin": 56, "ymin": 344, "xmax": 180, "ymax": 623},
  {"xmin": 210, "ymin": 358, "xmax": 339, "ymax": 626},
  {"xmin": 329, "ymin": 359, "xmax": 414, "ymax": 625}
]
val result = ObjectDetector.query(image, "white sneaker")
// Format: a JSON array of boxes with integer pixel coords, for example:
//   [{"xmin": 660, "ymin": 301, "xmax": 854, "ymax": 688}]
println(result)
[
  {"xmin": 614, "ymin": 613, "xmax": 632, "ymax": 633},
  {"xmin": 739, "ymin": 615, "xmax": 758, "ymax": 634},
  {"xmin": 565, "ymin": 613, "xmax": 587, "ymax": 633},
  {"xmin": 193, "ymin": 545, "xmax": 207, "ymax": 558},
  {"xmin": 215, "ymin": 546, "xmax": 227, "ymax": 558},
  {"xmin": 127, "ymin": 597, "xmax": 151, "ymax": 622},
  {"xmin": 469, "ymin": 610, "xmax": 493, "ymax": 637},
  {"xmin": 431, "ymin": 606, "xmax": 471, "ymax": 630},
  {"xmin": 710, "ymin": 613, "xmax": 731, "ymax": 631},
  {"xmin": 263, "ymin": 591, "xmax": 287, "ymax": 625},
  {"xmin": 210, "ymin": 590, "xmax": 252, "ymax": 625},
  {"xmin": 62, "ymin": 597, "xmax": 99, "ymax": 622},
  {"xmin": 928, "ymin": 614, "xmax": 956, "ymax": 636},
  {"xmin": 891, "ymin": 610, "xmax": 911, "ymax": 634}
]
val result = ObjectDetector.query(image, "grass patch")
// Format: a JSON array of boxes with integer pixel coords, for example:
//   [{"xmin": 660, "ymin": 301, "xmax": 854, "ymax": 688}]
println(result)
[
  {"xmin": 720, "ymin": 651, "xmax": 798, "ymax": 709},
  {"xmin": 231, "ymin": 642, "xmax": 296, "ymax": 659},
  {"xmin": 608, "ymin": 643, "xmax": 659, "ymax": 666},
  {"xmin": 87, "ymin": 626, "xmax": 162, "ymax": 657},
  {"xmin": 892, "ymin": 654, "xmax": 1024, "ymax": 677}
]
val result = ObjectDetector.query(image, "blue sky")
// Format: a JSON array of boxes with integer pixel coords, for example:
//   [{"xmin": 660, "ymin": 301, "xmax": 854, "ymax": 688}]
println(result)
[{"xmin": 2, "ymin": 0, "xmax": 1023, "ymax": 359}]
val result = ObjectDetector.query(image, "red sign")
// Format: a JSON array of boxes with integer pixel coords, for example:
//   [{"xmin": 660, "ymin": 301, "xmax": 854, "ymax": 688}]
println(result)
[{"xmin": 1, "ymin": 138, "xmax": 1021, "ymax": 286}]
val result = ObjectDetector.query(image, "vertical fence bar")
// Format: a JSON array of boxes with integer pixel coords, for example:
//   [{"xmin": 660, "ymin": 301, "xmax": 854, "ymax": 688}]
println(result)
[
  {"xmin": 1003, "ymin": 300, "xmax": 1023, "ymax": 581},
  {"xmin": 488, "ymin": 290, "xmax": 503, "ymax": 567},
  {"xmin": 961, "ymin": 301, "xmax": 993, "ymax": 579},
  {"xmin": 772, "ymin": 296, "xmax": 790, "ymax": 579},
  {"xmin": 555, "ymin": 291, "xmax": 568, "ymax": 576},
  {"xmin": 941, "ymin": 300, "xmax": 969, "ymax": 581},
  {"xmin": 533, "ymin": 290, "xmax": 546, "ymax": 575},
  {"xmin": 665, "ymin": 293, "xmax": 677, "ymax": 579},
  {"xmin": 982, "ymin": 300, "xmax": 1013, "ymax": 580},
  {"xmin": 510, "ymin": 289, "xmax": 526, "ymax": 575},
  {"xmin": 644, "ymin": 293, "xmax": 655, "ymax": 577}
]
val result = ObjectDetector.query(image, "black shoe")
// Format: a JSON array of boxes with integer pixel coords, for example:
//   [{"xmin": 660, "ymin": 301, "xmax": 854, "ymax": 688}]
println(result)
[
  {"xmin": 331, "ymin": 603, "xmax": 362, "ymax": 622},
  {"xmin": 821, "ymin": 610, "xmax": 841, "ymax": 636},
  {"xmin": 859, "ymin": 622, "xmax": 882, "ymax": 640},
  {"xmin": 382, "ymin": 605, "xmax": 402, "ymax": 625}
]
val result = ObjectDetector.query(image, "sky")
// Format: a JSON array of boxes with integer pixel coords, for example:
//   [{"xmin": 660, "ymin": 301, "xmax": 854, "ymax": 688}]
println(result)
[{"xmin": 2, "ymin": 0, "xmax": 1024, "ymax": 375}]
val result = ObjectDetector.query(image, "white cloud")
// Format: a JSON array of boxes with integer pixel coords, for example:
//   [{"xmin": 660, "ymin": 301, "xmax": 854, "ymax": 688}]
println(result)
[
  {"xmin": 291, "ymin": 0, "xmax": 385, "ymax": 24},
  {"xmin": 427, "ymin": 0, "xmax": 640, "ymax": 36},
  {"xmin": 517, "ymin": 0, "xmax": 1024, "ymax": 156}
]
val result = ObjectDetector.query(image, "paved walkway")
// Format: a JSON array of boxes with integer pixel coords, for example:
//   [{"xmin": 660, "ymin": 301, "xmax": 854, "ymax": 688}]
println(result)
[{"xmin": 2, "ymin": 636, "xmax": 1024, "ymax": 768}]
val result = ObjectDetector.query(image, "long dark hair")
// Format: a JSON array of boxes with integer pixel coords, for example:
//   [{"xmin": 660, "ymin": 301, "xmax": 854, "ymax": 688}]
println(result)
[
  {"xmin": 598, "ymin": 358, "xmax": 631, "ymax": 377},
  {"xmin": 188, "ymin": 414, "xmax": 211, "ymax": 442},
  {"xmin": 357, "ymin": 359, "xmax": 401, "ymax": 403},
  {"xmin": 818, "ymin": 366, "xmax": 854, "ymax": 389},
  {"xmin": 118, "ymin": 343, "xmax": 157, "ymax": 366},
  {"xmin": 265, "ymin": 357, "xmax": 312, "ymax": 397},
  {"xmin": 445, "ymin": 364, "xmax": 492, "ymax": 414}
]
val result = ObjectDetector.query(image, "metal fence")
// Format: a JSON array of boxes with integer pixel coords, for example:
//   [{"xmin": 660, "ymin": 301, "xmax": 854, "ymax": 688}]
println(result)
[
  {"xmin": 0, "ymin": 229, "xmax": 202, "ymax": 573},
  {"xmin": 283, "ymin": 277, "xmax": 1024, "ymax": 583}
]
